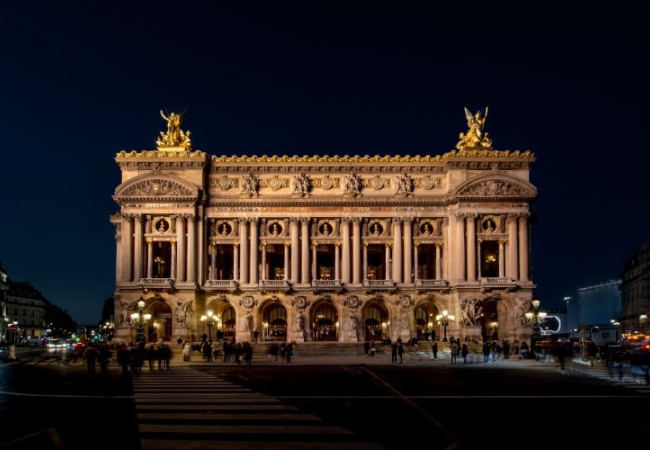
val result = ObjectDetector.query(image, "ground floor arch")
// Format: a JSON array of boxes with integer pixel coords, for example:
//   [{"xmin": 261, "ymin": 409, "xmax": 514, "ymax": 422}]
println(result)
[{"xmin": 311, "ymin": 302, "xmax": 339, "ymax": 341}]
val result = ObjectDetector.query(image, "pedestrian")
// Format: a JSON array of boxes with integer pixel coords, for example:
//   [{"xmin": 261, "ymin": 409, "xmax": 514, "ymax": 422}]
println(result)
[
  {"xmin": 461, "ymin": 343, "xmax": 469, "ymax": 363},
  {"xmin": 397, "ymin": 337, "xmax": 404, "ymax": 363},
  {"xmin": 450, "ymin": 340, "xmax": 459, "ymax": 364},
  {"xmin": 202, "ymin": 340, "xmax": 213, "ymax": 362},
  {"xmin": 253, "ymin": 329, "xmax": 259, "ymax": 343},
  {"xmin": 270, "ymin": 343, "xmax": 279, "ymax": 361},
  {"xmin": 182, "ymin": 340, "xmax": 192, "ymax": 362},
  {"xmin": 83, "ymin": 343, "xmax": 98, "ymax": 377},
  {"xmin": 391, "ymin": 340, "xmax": 398, "ymax": 363},
  {"xmin": 482, "ymin": 341, "xmax": 490, "ymax": 363},
  {"xmin": 432, "ymin": 342, "xmax": 438, "ymax": 360},
  {"xmin": 98, "ymin": 343, "xmax": 112, "ymax": 377},
  {"xmin": 285, "ymin": 342, "xmax": 293, "ymax": 363},
  {"xmin": 555, "ymin": 341, "xmax": 568, "ymax": 373}
]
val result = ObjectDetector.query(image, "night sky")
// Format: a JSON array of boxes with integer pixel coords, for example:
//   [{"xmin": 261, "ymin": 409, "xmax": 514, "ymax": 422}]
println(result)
[{"xmin": 1, "ymin": 3, "xmax": 648, "ymax": 324}]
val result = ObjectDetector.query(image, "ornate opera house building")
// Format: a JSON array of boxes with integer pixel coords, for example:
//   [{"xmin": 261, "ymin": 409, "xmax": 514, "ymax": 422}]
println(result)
[{"xmin": 111, "ymin": 108, "xmax": 538, "ymax": 347}]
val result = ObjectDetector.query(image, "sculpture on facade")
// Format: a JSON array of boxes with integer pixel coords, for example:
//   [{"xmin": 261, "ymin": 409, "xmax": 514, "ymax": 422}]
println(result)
[
  {"xmin": 157, "ymin": 109, "xmax": 192, "ymax": 149},
  {"xmin": 394, "ymin": 172, "xmax": 413, "ymax": 194},
  {"xmin": 456, "ymin": 107, "xmax": 492, "ymax": 150},
  {"xmin": 243, "ymin": 311, "xmax": 253, "ymax": 331},
  {"xmin": 297, "ymin": 311, "xmax": 305, "ymax": 330},
  {"xmin": 176, "ymin": 301, "xmax": 193, "ymax": 324},
  {"xmin": 241, "ymin": 172, "xmax": 259, "ymax": 196},
  {"xmin": 290, "ymin": 173, "xmax": 310, "ymax": 195},
  {"xmin": 343, "ymin": 173, "xmax": 361, "ymax": 195}
]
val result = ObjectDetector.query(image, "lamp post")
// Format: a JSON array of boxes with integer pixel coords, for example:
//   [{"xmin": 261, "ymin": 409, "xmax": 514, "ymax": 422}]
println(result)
[
  {"xmin": 640, "ymin": 314, "xmax": 648, "ymax": 332},
  {"xmin": 490, "ymin": 321, "xmax": 499, "ymax": 340},
  {"xmin": 610, "ymin": 319, "xmax": 620, "ymax": 342},
  {"xmin": 436, "ymin": 309, "xmax": 455, "ymax": 342},
  {"xmin": 525, "ymin": 298, "xmax": 546, "ymax": 350},
  {"xmin": 201, "ymin": 309, "xmax": 215, "ymax": 342},
  {"xmin": 130, "ymin": 298, "xmax": 151, "ymax": 343}
]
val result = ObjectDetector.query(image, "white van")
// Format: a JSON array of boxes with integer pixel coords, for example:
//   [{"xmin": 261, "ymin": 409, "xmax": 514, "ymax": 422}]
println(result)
[{"xmin": 27, "ymin": 337, "xmax": 43, "ymax": 347}]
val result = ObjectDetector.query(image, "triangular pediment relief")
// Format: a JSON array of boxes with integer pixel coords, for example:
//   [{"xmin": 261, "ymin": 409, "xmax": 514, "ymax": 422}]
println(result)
[
  {"xmin": 114, "ymin": 174, "xmax": 199, "ymax": 204},
  {"xmin": 455, "ymin": 174, "xmax": 536, "ymax": 199}
]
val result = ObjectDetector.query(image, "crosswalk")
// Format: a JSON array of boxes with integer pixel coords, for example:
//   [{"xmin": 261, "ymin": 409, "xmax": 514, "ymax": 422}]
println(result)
[
  {"xmin": 567, "ymin": 364, "xmax": 650, "ymax": 392},
  {"xmin": 131, "ymin": 366, "xmax": 388, "ymax": 450}
]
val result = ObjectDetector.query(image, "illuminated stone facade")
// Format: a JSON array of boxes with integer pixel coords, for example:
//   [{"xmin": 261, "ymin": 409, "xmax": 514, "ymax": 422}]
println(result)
[{"xmin": 111, "ymin": 109, "xmax": 539, "ymax": 345}]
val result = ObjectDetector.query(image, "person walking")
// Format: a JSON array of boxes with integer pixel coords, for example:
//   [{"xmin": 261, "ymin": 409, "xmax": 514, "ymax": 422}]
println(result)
[
  {"xmin": 461, "ymin": 343, "xmax": 469, "ymax": 364},
  {"xmin": 391, "ymin": 340, "xmax": 398, "ymax": 363},
  {"xmin": 482, "ymin": 341, "xmax": 490, "ymax": 363},
  {"xmin": 450, "ymin": 340, "xmax": 459, "ymax": 364},
  {"xmin": 432, "ymin": 342, "xmax": 438, "ymax": 360},
  {"xmin": 83, "ymin": 343, "xmax": 98, "ymax": 377},
  {"xmin": 397, "ymin": 338, "xmax": 404, "ymax": 364}
]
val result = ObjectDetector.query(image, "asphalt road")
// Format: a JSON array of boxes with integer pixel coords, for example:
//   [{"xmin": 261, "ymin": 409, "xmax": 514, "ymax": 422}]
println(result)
[{"xmin": 1, "ymin": 348, "xmax": 648, "ymax": 450}]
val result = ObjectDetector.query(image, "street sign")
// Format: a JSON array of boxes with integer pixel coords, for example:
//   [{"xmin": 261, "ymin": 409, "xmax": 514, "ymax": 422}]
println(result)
[{"xmin": 7, "ymin": 324, "xmax": 18, "ymax": 333}]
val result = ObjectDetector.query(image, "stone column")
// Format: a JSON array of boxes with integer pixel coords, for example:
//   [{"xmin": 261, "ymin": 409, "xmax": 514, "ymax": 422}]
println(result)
[
  {"xmin": 311, "ymin": 244, "xmax": 317, "ymax": 279},
  {"xmin": 507, "ymin": 214, "xmax": 518, "ymax": 279},
  {"xmin": 477, "ymin": 239, "xmax": 483, "ymax": 278},
  {"xmin": 187, "ymin": 215, "xmax": 196, "ymax": 283},
  {"xmin": 171, "ymin": 240, "xmax": 177, "ymax": 279},
  {"xmin": 392, "ymin": 219, "xmax": 402, "ymax": 283},
  {"xmin": 442, "ymin": 217, "xmax": 449, "ymax": 281},
  {"xmin": 291, "ymin": 219, "xmax": 300, "ymax": 284},
  {"xmin": 146, "ymin": 239, "xmax": 153, "ymax": 278},
  {"xmin": 249, "ymin": 218, "xmax": 258, "ymax": 284},
  {"xmin": 197, "ymin": 214, "xmax": 205, "ymax": 286},
  {"xmin": 466, "ymin": 214, "xmax": 477, "ymax": 282},
  {"xmin": 239, "ymin": 219, "xmax": 249, "ymax": 284},
  {"xmin": 260, "ymin": 243, "xmax": 267, "ymax": 280},
  {"xmin": 413, "ymin": 243, "xmax": 419, "ymax": 281},
  {"xmin": 341, "ymin": 218, "xmax": 351, "ymax": 283},
  {"xmin": 122, "ymin": 215, "xmax": 133, "ymax": 282},
  {"xmin": 435, "ymin": 243, "xmax": 442, "ymax": 280},
  {"xmin": 499, "ymin": 240, "xmax": 506, "ymax": 277},
  {"xmin": 363, "ymin": 242, "xmax": 368, "ymax": 281},
  {"xmin": 176, "ymin": 216, "xmax": 186, "ymax": 282},
  {"xmin": 233, "ymin": 243, "xmax": 239, "ymax": 280},
  {"xmin": 385, "ymin": 243, "xmax": 391, "ymax": 280},
  {"xmin": 352, "ymin": 218, "xmax": 361, "ymax": 284},
  {"xmin": 134, "ymin": 215, "xmax": 143, "ymax": 281},
  {"xmin": 284, "ymin": 242, "xmax": 290, "ymax": 280},
  {"xmin": 455, "ymin": 213, "xmax": 466, "ymax": 282},
  {"xmin": 334, "ymin": 242, "xmax": 340, "ymax": 280},
  {"xmin": 403, "ymin": 218, "xmax": 412, "ymax": 283},
  {"xmin": 301, "ymin": 218, "xmax": 310, "ymax": 284},
  {"xmin": 518, "ymin": 214, "xmax": 530, "ymax": 282}
]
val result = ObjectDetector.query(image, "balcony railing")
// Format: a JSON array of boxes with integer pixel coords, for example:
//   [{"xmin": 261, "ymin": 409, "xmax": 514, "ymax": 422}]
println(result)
[
  {"xmin": 480, "ymin": 277, "xmax": 516, "ymax": 290},
  {"xmin": 259, "ymin": 279, "xmax": 291, "ymax": 292},
  {"xmin": 415, "ymin": 279, "xmax": 448, "ymax": 289},
  {"xmin": 311, "ymin": 279, "xmax": 343, "ymax": 292},
  {"xmin": 363, "ymin": 279, "xmax": 396, "ymax": 292},
  {"xmin": 204, "ymin": 279, "xmax": 239, "ymax": 291},
  {"xmin": 138, "ymin": 278, "xmax": 174, "ymax": 289}
]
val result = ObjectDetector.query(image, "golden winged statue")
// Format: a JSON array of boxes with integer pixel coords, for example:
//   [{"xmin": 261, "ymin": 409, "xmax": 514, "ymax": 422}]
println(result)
[
  {"xmin": 156, "ymin": 109, "xmax": 192, "ymax": 150},
  {"xmin": 456, "ymin": 107, "xmax": 492, "ymax": 150}
]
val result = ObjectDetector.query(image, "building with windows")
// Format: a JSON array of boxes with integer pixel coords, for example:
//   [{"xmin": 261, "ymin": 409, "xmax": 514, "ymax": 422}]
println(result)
[
  {"xmin": 111, "ymin": 108, "xmax": 539, "ymax": 346},
  {"xmin": 619, "ymin": 240, "xmax": 650, "ymax": 332}
]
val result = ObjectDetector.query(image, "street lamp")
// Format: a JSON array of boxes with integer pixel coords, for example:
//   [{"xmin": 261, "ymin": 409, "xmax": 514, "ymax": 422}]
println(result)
[
  {"xmin": 525, "ymin": 298, "xmax": 547, "ymax": 348},
  {"xmin": 610, "ymin": 319, "xmax": 620, "ymax": 342},
  {"xmin": 130, "ymin": 298, "xmax": 151, "ymax": 343},
  {"xmin": 640, "ymin": 313, "xmax": 648, "ymax": 332},
  {"xmin": 490, "ymin": 321, "xmax": 499, "ymax": 340},
  {"xmin": 436, "ymin": 309, "xmax": 455, "ymax": 342},
  {"xmin": 201, "ymin": 309, "xmax": 215, "ymax": 342}
]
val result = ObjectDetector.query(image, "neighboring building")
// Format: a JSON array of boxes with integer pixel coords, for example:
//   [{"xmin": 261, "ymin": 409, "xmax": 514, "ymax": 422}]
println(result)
[
  {"xmin": 568, "ymin": 280, "xmax": 622, "ymax": 345},
  {"xmin": 5, "ymin": 280, "xmax": 51, "ymax": 339},
  {"xmin": 1, "ymin": 268, "xmax": 76, "ymax": 342},
  {"xmin": 0, "ymin": 262, "xmax": 8, "ymax": 341},
  {"xmin": 111, "ymin": 108, "xmax": 539, "ymax": 346},
  {"xmin": 619, "ymin": 240, "xmax": 650, "ymax": 332}
]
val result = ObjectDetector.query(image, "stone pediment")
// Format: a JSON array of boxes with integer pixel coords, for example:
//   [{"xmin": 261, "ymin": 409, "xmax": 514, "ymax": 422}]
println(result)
[
  {"xmin": 113, "ymin": 174, "xmax": 199, "ymax": 205},
  {"xmin": 455, "ymin": 174, "xmax": 537, "ymax": 200}
]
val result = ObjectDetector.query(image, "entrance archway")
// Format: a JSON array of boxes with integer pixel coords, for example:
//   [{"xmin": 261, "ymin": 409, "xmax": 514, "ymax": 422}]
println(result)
[
  {"xmin": 363, "ymin": 303, "xmax": 389, "ymax": 343},
  {"xmin": 263, "ymin": 304, "xmax": 287, "ymax": 341},
  {"xmin": 311, "ymin": 303, "xmax": 338, "ymax": 341},
  {"xmin": 476, "ymin": 298, "xmax": 499, "ymax": 342},
  {"xmin": 145, "ymin": 297, "xmax": 172, "ymax": 342}
]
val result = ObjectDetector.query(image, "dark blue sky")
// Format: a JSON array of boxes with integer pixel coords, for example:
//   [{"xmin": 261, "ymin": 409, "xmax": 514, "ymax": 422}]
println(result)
[{"xmin": 1, "ymin": 3, "xmax": 648, "ymax": 324}]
